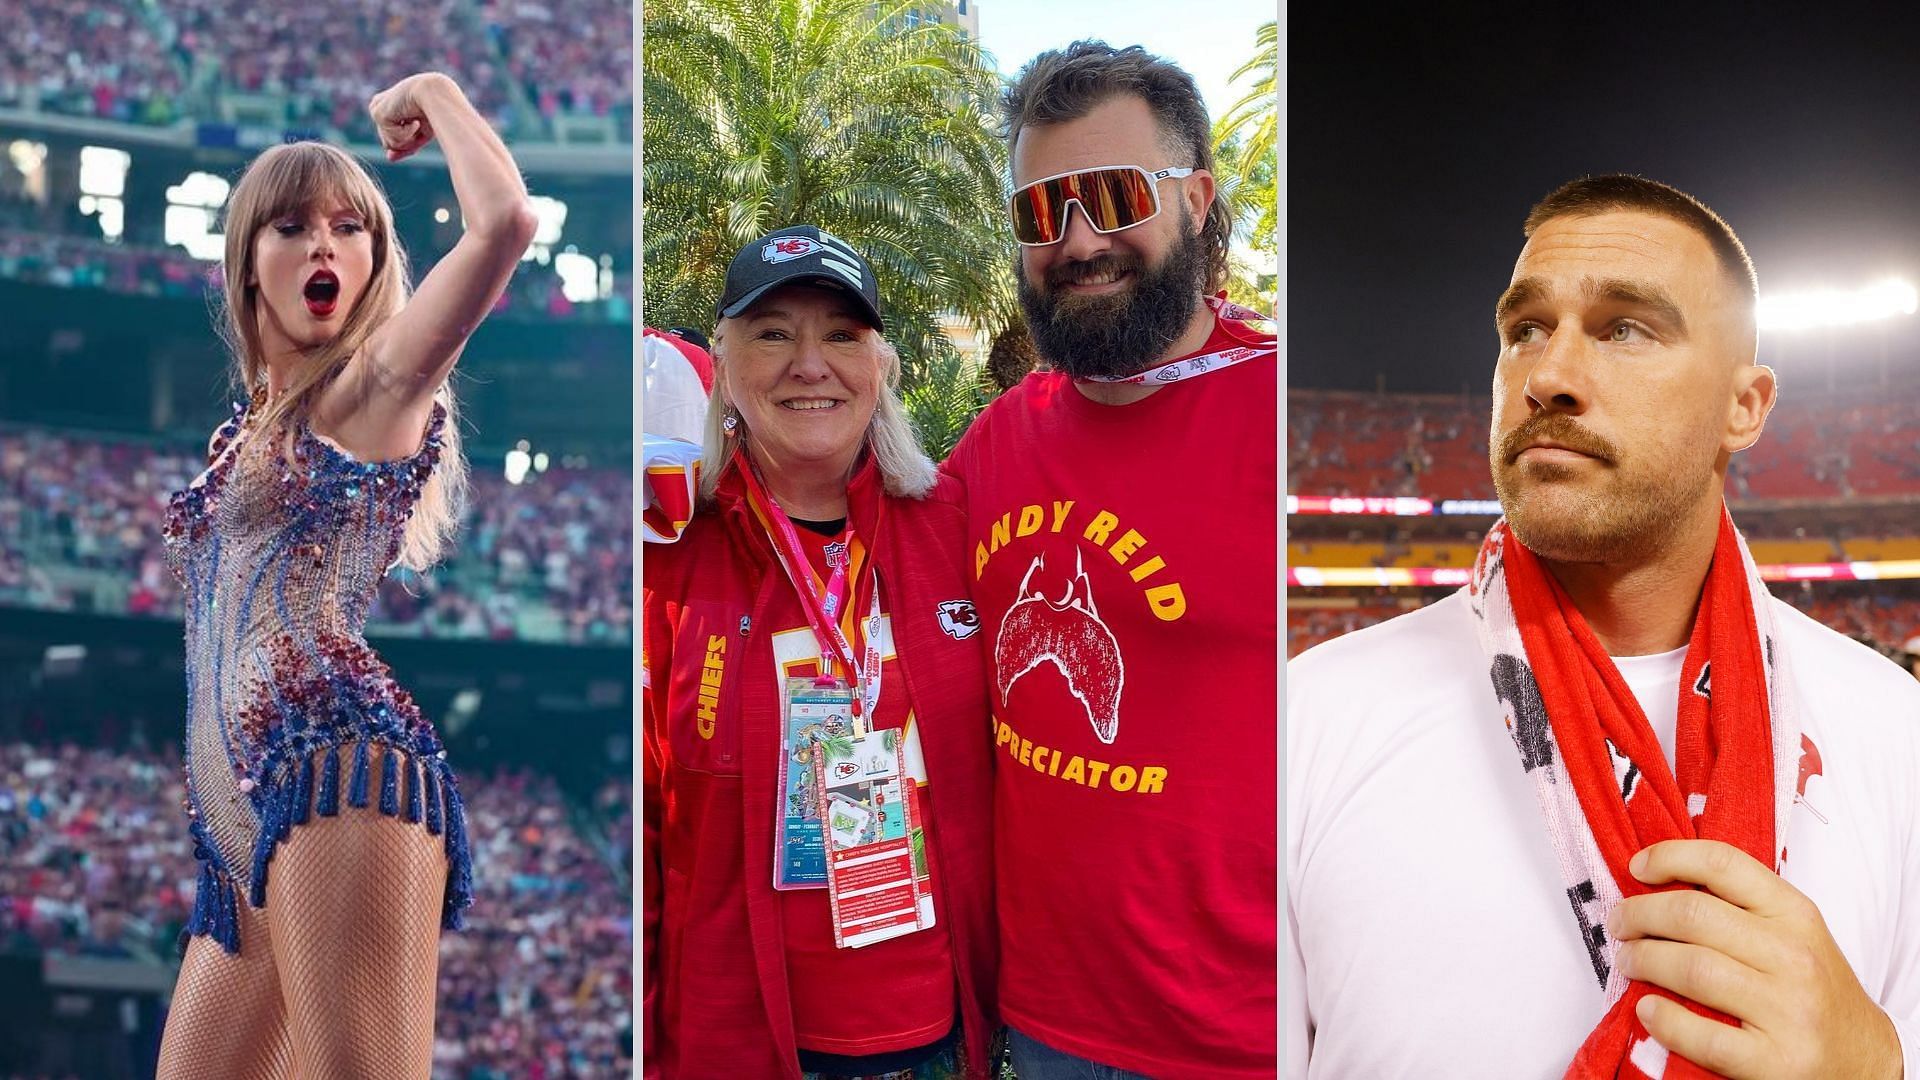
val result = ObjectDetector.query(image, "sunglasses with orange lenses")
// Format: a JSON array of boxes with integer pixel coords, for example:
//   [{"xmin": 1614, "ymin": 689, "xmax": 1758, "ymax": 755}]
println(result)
[{"xmin": 1009, "ymin": 165, "xmax": 1196, "ymax": 247}]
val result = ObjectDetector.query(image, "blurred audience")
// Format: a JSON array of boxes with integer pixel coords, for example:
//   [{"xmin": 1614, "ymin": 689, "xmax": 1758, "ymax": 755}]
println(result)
[
  {"xmin": 3, "ymin": 0, "xmax": 184, "ymax": 125},
  {"xmin": 1290, "ymin": 388, "xmax": 1920, "ymax": 502},
  {"xmin": 0, "ymin": 426, "xmax": 631, "ymax": 646},
  {"xmin": 1289, "ymin": 586, "xmax": 1920, "ymax": 665},
  {"xmin": 2, "ymin": 0, "xmax": 630, "ymax": 140},
  {"xmin": 0, "ymin": 231, "xmax": 630, "ymax": 324},
  {"xmin": 0, "ymin": 740, "xmax": 632, "ymax": 1078}
]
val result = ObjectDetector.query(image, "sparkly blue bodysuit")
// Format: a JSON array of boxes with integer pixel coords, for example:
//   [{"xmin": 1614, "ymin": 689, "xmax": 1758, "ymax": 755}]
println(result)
[{"xmin": 164, "ymin": 401, "xmax": 472, "ymax": 952}]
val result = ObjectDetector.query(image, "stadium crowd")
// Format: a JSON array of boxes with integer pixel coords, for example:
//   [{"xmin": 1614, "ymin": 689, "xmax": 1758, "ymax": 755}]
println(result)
[
  {"xmin": 3, "ymin": 0, "xmax": 186, "ymax": 126},
  {"xmin": 1290, "ymin": 389, "xmax": 1920, "ymax": 502},
  {"xmin": 480, "ymin": 0, "xmax": 631, "ymax": 127},
  {"xmin": 0, "ymin": 426, "xmax": 632, "ymax": 646},
  {"xmin": 0, "ymin": 739, "xmax": 631, "ymax": 1078},
  {"xmin": 165, "ymin": 0, "xmax": 514, "ymax": 136},
  {"xmin": 1286, "ymin": 602, "xmax": 1408, "ymax": 659},
  {"xmin": 0, "ymin": 229, "xmax": 630, "ymax": 324},
  {"xmin": 1289, "ymin": 588, "xmax": 1920, "ymax": 664},
  {"xmin": 5, "ymin": 0, "xmax": 630, "ymax": 139},
  {"xmin": 1288, "ymin": 385, "xmax": 1920, "ymax": 659},
  {"xmin": 0, "ymin": 232, "xmax": 209, "ymax": 300}
]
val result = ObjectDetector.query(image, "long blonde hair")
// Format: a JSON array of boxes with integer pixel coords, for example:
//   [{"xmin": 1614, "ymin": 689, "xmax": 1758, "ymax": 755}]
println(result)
[
  {"xmin": 220, "ymin": 141, "xmax": 466, "ymax": 570},
  {"xmin": 699, "ymin": 326, "xmax": 935, "ymax": 504}
]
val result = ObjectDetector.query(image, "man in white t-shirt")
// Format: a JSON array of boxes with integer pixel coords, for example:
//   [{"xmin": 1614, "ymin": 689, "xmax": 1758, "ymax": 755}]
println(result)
[{"xmin": 1289, "ymin": 176, "xmax": 1920, "ymax": 1079}]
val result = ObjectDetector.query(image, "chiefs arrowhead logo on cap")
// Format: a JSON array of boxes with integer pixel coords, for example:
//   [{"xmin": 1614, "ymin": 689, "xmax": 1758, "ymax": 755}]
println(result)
[{"xmin": 763, "ymin": 236, "xmax": 822, "ymax": 263}]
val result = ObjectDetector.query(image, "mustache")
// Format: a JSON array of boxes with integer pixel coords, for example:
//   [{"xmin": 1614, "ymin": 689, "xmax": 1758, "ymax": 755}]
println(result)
[
  {"xmin": 1045, "ymin": 254, "xmax": 1144, "ymax": 290},
  {"xmin": 1499, "ymin": 413, "xmax": 1618, "ymax": 465}
]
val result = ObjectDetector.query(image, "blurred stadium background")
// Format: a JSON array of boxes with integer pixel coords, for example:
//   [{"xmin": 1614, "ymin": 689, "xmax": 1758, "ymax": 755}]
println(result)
[
  {"xmin": 1288, "ymin": 293, "xmax": 1920, "ymax": 667},
  {"xmin": 1289, "ymin": 10, "xmax": 1920, "ymax": 679},
  {"xmin": 1, "ymin": 1, "xmax": 632, "ymax": 1076}
]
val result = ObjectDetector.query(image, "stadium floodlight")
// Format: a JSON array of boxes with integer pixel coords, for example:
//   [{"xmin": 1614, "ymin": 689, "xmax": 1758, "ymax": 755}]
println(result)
[
  {"xmin": 165, "ymin": 173, "xmax": 232, "ymax": 261},
  {"xmin": 78, "ymin": 146, "xmax": 129, "ymax": 199},
  {"xmin": 1758, "ymin": 278, "xmax": 1919, "ymax": 332},
  {"xmin": 166, "ymin": 172, "xmax": 229, "ymax": 209},
  {"xmin": 77, "ymin": 146, "xmax": 130, "ymax": 241},
  {"xmin": 505, "ymin": 447, "xmax": 532, "ymax": 485},
  {"xmin": 8, "ymin": 139, "xmax": 46, "ymax": 179},
  {"xmin": 523, "ymin": 195, "xmax": 568, "ymax": 261},
  {"xmin": 555, "ymin": 250, "xmax": 599, "ymax": 302}
]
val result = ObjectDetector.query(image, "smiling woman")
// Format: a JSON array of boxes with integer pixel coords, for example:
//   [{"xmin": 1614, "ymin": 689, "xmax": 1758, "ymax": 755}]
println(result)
[
  {"xmin": 698, "ymin": 225, "xmax": 938, "ymax": 513},
  {"xmin": 643, "ymin": 225, "xmax": 997, "ymax": 1079},
  {"xmin": 713, "ymin": 290, "xmax": 890, "ymax": 515}
]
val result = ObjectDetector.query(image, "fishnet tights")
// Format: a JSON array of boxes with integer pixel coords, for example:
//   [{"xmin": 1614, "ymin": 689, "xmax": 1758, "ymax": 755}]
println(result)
[
  {"xmin": 158, "ymin": 798, "xmax": 447, "ymax": 1079},
  {"xmin": 157, "ymin": 899, "xmax": 294, "ymax": 1079}
]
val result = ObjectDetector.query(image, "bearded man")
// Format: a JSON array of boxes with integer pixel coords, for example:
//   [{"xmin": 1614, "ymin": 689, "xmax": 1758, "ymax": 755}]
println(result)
[{"xmin": 942, "ymin": 40, "xmax": 1279, "ymax": 1080}]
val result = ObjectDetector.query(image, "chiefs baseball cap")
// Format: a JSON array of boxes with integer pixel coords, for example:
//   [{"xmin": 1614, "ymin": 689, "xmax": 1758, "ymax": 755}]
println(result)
[{"xmin": 717, "ymin": 225, "xmax": 884, "ymax": 330}]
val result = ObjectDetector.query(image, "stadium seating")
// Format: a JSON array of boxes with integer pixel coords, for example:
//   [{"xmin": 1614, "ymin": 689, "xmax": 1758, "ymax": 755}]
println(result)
[
  {"xmin": 1288, "ymin": 386, "xmax": 1920, "ymax": 664},
  {"xmin": 1291, "ymin": 388, "xmax": 1920, "ymax": 502},
  {"xmin": 6, "ymin": 0, "xmax": 630, "ymax": 140},
  {"xmin": 0, "ymin": 740, "xmax": 630, "ymax": 1078},
  {"xmin": 0, "ymin": 426, "xmax": 632, "ymax": 646},
  {"xmin": 1289, "ymin": 590, "xmax": 1920, "ymax": 660},
  {"xmin": 0, "ymin": 232, "xmax": 629, "ymax": 324}
]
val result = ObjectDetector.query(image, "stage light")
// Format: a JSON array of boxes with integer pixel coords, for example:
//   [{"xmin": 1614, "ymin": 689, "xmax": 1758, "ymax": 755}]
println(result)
[
  {"xmin": 165, "ymin": 173, "xmax": 231, "ymax": 261},
  {"xmin": 522, "ymin": 195, "xmax": 569, "ymax": 261},
  {"xmin": 555, "ymin": 251, "xmax": 598, "ymax": 302},
  {"xmin": 1758, "ymin": 278, "xmax": 1918, "ymax": 332},
  {"xmin": 505, "ymin": 448, "xmax": 531, "ymax": 485}
]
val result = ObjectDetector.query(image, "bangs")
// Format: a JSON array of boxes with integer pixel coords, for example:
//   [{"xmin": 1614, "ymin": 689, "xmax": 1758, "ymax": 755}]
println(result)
[{"xmin": 241, "ymin": 143, "xmax": 386, "ymax": 230}]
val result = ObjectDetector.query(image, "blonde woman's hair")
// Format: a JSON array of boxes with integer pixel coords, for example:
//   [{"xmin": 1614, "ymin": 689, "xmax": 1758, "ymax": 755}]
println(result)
[
  {"xmin": 220, "ymin": 141, "xmax": 466, "ymax": 570},
  {"xmin": 699, "ymin": 324, "xmax": 936, "ymax": 504}
]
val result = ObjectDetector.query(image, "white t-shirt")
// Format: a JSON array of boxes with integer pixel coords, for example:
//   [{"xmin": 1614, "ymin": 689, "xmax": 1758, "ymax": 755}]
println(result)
[
  {"xmin": 1615, "ymin": 646, "xmax": 1684, "ymax": 768},
  {"xmin": 1287, "ymin": 590, "xmax": 1920, "ymax": 1079}
]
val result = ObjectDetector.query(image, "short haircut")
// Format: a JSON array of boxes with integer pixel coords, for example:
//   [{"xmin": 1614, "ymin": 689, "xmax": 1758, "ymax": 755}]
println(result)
[
  {"xmin": 1003, "ymin": 41, "xmax": 1230, "ymax": 292},
  {"xmin": 1524, "ymin": 174, "xmax": 1758, "ymax": 303}
]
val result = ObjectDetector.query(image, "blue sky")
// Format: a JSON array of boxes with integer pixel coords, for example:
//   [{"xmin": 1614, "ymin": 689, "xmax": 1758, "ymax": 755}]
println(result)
[{"xmin": 975, "ymin": 1, "xmax": 1274, "ymax": 121}]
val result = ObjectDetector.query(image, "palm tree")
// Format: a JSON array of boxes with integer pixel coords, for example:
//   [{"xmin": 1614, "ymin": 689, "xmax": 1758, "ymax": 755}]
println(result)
[
  {"xmin": 903, "ymin": 342, "xmax": 991, "ymax": 459},
  {"xmin": 1214, "ymin": 132, "xmax": 1277, "ymax": 312},
  {"xmin": 1214, "ymin": 20, "xmax": 1277, "ymax": 170},
  {"xmin": 643, "ymin": 0, "xmax": 1016, "ymax": 396},
  {"xmin": 1211, "ymin": 20, "xmax": 1278, "ymax": 313}
]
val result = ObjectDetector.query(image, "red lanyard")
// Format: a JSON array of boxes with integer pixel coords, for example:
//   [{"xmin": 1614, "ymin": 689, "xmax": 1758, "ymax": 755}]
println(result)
[
  {"xmin": 738, "ymin": 458, "xmax": 884, "ymax": 717},
  {"xmin": 1076, "ymin": 294, "xmax": 1276, "ymax": 387}
]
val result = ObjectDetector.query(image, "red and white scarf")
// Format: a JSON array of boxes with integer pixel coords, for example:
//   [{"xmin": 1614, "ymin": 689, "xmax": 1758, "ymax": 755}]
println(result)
[{"xmin": 1468, "ymin": 508, "xmax": 1800, "ymax": 1079}]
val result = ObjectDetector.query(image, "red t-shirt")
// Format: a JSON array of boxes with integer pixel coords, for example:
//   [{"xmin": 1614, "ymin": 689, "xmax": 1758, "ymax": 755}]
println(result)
[
  {"xmin": 775, "ymin": 525, "xmax": 956, "ymax": 1056},
  {"xmin": 943, "ymin": 308, "xmax": 1278, "ymax": 1078}
]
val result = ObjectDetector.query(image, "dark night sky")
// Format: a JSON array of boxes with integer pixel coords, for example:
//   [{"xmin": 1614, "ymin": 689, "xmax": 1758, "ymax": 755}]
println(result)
[{"xmin": 1289, "ymin": 6, "xmax": 1920, "ymax": 393}]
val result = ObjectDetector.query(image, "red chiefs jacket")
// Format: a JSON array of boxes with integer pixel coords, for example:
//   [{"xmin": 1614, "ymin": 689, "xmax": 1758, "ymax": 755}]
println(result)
[{"xmin": 642, "ymin": 459, "xmax": 996, "ymax": 1079}]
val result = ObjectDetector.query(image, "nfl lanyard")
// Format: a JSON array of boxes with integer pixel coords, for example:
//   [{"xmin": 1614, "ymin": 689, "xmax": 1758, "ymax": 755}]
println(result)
[
  {"xmin": 1077, "ymin": 293, "xmax": 1276, "ymax": 387},
  {"xmin": 738, "ymin": 457, "xmax": 884, "ymax": 717}
]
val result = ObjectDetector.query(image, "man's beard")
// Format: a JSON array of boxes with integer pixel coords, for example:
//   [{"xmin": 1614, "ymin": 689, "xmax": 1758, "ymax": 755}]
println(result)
[
  {"xmin": 1490, "ymin": 412, "xmax": 1715, "ymax": 565},
  {"xmin": 1016, "ymin": 211, "xmax": 1210, "ymax": 379}
]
